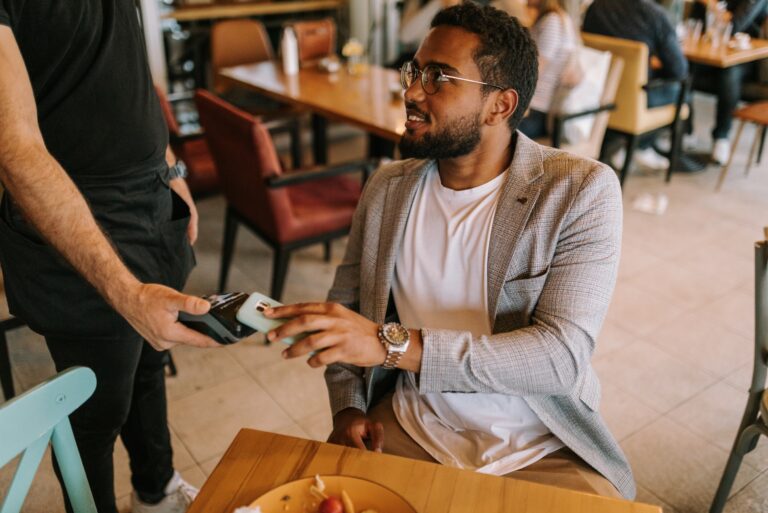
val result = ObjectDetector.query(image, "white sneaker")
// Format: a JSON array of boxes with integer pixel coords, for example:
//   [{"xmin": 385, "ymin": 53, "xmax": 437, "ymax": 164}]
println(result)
[
  {"xmin": 633, "ymin": 147, "xmax": 670, "ymax": 171},
  {"xmin": 131, "ymin": 472, "xmax": 199, "ymax": 513},
  {"xmin": 712, "ymin": 138, "xmax": 731, "ymax": 165},
  {"xmin": 610, "ymin": 147, "xmax": 627, "ymax": 169}
]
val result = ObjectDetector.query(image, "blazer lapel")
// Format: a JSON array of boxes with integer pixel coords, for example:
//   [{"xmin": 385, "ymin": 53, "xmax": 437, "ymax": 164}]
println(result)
[
  {"xmin": 487, "ymin": 133, "xmax": 545, "ymax": 324},
  {"xmin": 371, "ymin": 160, "xmax": 432, "ymax": 323}
]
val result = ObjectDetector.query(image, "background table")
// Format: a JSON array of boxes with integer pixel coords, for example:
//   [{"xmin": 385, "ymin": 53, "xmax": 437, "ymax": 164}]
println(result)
[
  {"xmin": 220, "ymin": 61, "xmax": 406, "ymax": 142},
  {"xmin": 190, "ymin": 429, "xmax": 661, "ymax": 513},
  {"xmin": 682, "ymin": 38, "xmax": 768, "ymax": 68}
]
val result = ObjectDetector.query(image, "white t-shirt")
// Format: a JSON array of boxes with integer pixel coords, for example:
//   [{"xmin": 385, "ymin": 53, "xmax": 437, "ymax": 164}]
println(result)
[{"xmin": 392, "ymin": 165, "xmax": 564, "ymax": 475}]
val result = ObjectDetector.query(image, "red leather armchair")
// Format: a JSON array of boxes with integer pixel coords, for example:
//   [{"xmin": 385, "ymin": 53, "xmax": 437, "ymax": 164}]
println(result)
[
  {"xmin": 194, "ymin": 90, "xmax": 373, "ymax": 300},
  {"xmin": 155, "ymin": 86, "xmax": 220, "ymax": 198}
]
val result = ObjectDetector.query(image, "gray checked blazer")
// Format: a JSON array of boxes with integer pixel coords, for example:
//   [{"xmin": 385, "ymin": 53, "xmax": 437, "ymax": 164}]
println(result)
[{"xmin": 324, "ymin": 133, "xmax": 635, "ymax": 499}]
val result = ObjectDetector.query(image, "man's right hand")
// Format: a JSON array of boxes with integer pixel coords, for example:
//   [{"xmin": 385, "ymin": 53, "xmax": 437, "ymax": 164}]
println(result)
[
  {"xmin": 328, "ymin": 408, "xmax": 384, "ymax": 452},
  {"xmin": 119, "ymin": 283, "xmax": 220, "ymax": 351}
]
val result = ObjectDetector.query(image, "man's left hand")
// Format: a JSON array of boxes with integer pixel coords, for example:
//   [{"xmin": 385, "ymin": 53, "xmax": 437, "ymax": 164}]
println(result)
[
  {"xmin": 169, "ymin": 177, "xmax": 198, "ymax": 245},
  {"xmin": 264, "ymin": 302, "xmax": 386, "ymax": 368}
]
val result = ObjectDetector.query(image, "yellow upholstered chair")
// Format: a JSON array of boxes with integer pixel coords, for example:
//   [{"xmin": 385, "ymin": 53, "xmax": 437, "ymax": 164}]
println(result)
[{"xmin": 582, "ymin": 33, "xmax": 689, "ymax": 186}]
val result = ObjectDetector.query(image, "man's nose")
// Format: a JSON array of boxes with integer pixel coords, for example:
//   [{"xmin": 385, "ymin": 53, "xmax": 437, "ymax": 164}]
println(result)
[{"xmin": 404, "ymin": 77, "xmax": 426, "ymax": 103}]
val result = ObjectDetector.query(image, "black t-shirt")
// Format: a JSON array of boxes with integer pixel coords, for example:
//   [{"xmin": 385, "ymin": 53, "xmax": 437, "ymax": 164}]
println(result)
[{"xmin": 0, "ymin": 0, "xmax": 167, "ymax": 177}]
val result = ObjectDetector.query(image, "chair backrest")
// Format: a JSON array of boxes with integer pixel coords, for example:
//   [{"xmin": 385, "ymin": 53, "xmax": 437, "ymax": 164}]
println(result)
[
  {"xmin": 0, "ymin": 367, "xmax": 97, "ymax": 513},
  {"xmin": 194, "ymin": 90, "xmax": 291, "ymax": 241},
  {"xmin": 562, "ymin": 54, "xmax": 625, "ymax": 160},
  {"xmin": 211, "ymin": 19, "xmax": 275, "ymax": 93},
  {"xmin": 290, "ymin": 18, "xmax": 336, "ymax": 66},
  {"xmin": 582, "ymin": 32, "xmax": 649, "ymax": 133}
]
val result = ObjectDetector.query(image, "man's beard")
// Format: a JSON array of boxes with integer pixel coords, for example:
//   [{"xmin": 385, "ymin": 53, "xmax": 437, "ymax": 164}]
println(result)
[{"xmin": 398, "ymin": 111, "xmax": 482, "ymax": 159}]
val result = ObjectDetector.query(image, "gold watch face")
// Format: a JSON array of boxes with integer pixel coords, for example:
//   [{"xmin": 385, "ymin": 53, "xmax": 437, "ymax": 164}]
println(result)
[{"xmin": 382, "ymin": 323, "xmax": 409, "ymax": 346}]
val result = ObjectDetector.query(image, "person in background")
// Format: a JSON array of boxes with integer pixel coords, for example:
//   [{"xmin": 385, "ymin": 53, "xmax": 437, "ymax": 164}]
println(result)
[
  {"xmin": 583, "ymin": 0, "xmax": 689, "ymax": 172},
  {"xmin": 267, "ymin": 2, "xmax": 634, "ymax": 500},
  {"xmin": 393, "ymin": 0, "xmax": 528, "ymax": 70},
  {"xmin": 689, "ymin": 0, "xmax": 768, "ymax": 164},
  {"xmin": 0, "ymin": 2, "xmax": 220, "ymax": 513},
  {"xmin": 518, "ymin": 0, "xmax": 582, "ymax": 138}
]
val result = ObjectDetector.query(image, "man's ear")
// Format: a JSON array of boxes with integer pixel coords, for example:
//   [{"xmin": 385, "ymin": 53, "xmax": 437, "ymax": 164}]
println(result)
[{"xmin": 485, "ymin": 89, "xmax": 519, "ymax": 127}]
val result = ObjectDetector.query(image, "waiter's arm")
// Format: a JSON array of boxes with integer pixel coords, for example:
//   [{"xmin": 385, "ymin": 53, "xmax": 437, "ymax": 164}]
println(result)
[{"xmin": 0, "ymin": 26, "xmax": 217, "ymax": 350}]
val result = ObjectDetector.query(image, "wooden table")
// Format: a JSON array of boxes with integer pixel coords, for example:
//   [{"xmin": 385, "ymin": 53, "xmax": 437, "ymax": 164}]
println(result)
[
  {"xmin": 162, "ymin": 1, "xmax": 342, "ymax": 22},
  {"xmin": 220, "ymin": 61, "xmax": 405, "ymax": 143},
  {"xmin": 190, "ymin": 429, "xmax": 661, "ymax": 513},
  {"xmin": 682, "ymin": 37, "xmax": 768, "ymax": 68}
]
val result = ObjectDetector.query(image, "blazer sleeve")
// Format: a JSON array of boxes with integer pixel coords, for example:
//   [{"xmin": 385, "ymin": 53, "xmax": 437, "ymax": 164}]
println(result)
[
  {"xmin": 418, "ymin": 164, "xmax": 623, "ymax": 397},
  {"xmin": 323, "ymin": 171, "xmax": 377, "ymax": 416}
]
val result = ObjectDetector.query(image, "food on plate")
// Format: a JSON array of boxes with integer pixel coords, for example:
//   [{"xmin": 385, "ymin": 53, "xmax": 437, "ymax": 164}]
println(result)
[{"xmin": 318, "ymin": 496, "xmax": 344, "ymax": 513}]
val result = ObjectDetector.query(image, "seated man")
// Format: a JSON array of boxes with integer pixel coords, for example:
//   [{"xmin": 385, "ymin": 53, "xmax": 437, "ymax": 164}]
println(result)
[
  {"xmin": 689, "ymin": 0, "xmax": 768, "ymax": 164},
  {"xmin": 583, "ymin": 0, "xmax": 689, "ymax": 171},
  {"xmin": 266, "ymin": 2, "xmax": 634, "ymax": 499}
]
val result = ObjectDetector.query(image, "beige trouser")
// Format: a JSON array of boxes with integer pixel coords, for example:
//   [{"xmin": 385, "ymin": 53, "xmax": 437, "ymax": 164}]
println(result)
[{"xmin": 367, "ymin": 393, "xmax": 623, "ymax": 499}]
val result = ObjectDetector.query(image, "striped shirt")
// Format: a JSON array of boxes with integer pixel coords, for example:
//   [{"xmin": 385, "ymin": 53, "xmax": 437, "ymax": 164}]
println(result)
[{"xmin": 529, "ymin": 12, "xmax": 579, "ymax": 113}]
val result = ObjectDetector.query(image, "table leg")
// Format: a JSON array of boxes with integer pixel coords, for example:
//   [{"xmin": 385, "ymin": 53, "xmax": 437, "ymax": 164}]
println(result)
[
  {"xmin": 368, "ymin": 134, "xmax": 396, "ymax": 159},
  {"xmin": 311, "ymin": 114, "xmax": 328, "ymax": 165}
]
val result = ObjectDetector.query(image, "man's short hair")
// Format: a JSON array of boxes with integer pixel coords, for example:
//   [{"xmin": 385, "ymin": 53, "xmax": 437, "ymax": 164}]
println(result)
[{"xmin": 431, "ymin": 1, "xmax": 538, "ymax": 132}]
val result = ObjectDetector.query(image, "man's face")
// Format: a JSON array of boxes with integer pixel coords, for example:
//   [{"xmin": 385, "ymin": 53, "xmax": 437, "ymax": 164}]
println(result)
[{"xmin": 398, "ymin": 26, "xmax": 489, "ymax": 159}]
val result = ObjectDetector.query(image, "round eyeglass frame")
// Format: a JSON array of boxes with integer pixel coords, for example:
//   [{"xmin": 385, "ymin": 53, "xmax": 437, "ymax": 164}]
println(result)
[{"xmin": 399, "ymin": 61, "xmax": 505, "ymax": 95}]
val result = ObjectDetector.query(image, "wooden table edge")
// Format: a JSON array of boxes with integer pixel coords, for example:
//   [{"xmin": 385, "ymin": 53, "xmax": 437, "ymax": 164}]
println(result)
[
  {"xmin": 163, "ymin": 0, "xmax": 342, "ymax": 21},
  {"xmin": 192, "ymin": 428, "xmax": 663, "ymax": 513},
  {"xmin": 218, "ymin": 70, "xmax": 403, "ymax": 142}
]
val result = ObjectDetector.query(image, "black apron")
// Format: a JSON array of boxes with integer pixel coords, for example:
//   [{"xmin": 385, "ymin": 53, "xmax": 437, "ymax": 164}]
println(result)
[{"xmin": 0, "ymin": 159, "xmax": 195, "ymax": 339}]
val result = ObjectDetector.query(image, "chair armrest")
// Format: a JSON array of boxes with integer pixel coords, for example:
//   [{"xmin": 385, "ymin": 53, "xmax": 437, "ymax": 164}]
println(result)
[
  {"xmin": 169, "ymin": 128, "xmax": 205, "ymax": 145},
  {"xmin": 551, "ymin": 103, "xmax": 617, "ymax": 148},
  {"xmin": 267, "ymin": 159, "xmax": 376, "ymax": 188},
  {"xmin": 642, "ymin": 75, "xmax": 689, "ymax": 91}
]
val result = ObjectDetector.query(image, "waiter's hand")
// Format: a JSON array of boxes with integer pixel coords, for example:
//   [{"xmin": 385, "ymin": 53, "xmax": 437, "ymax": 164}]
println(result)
[
  {"xmin": 328, "ymin": 407, "xmax": 384, "ymax": 452},
  {"xmin": 169, "ymin": 177, "xmax": 198, "ymax": 245},
  {"xmin": 120, "ymin": 283, "xmax": 220, "ymax": 350},
  {"xmin": 264, "ymin": 302, "xmax": 386, "ymax": 368}
]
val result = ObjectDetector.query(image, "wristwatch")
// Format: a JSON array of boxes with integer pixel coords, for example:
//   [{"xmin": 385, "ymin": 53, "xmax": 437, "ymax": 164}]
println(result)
[
  {"xmin": 168, "ymin": 160, "xmax": 188, "ymax": 180},
  {"xmin": 378, "ymin": 322, "xmax": 410, "ymax": 369}
]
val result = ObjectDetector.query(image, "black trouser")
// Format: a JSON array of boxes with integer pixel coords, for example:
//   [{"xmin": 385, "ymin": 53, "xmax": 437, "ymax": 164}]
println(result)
[
  {"xmin": 692, "ymin": 63, "xmax": 750, "ymax": 140},
  {"xmin": 46, "ymin": 333, "xmax": 173, "ymax": 513}
]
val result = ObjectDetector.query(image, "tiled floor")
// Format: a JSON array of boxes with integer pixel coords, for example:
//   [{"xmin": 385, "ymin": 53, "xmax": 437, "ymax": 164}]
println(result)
[{"xmin": 2, "ymin": 94, "xmax": 767, "ymax": 512}]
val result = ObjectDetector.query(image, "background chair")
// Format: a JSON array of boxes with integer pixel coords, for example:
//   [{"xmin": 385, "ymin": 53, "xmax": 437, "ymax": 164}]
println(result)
[
  {"xmin": 291, "ymin": 18, "xmax": 337, "ymax": 66},
  {"xmin": 546, "ymin": 54, "xmax": 624, "ymax": 161},
  {"xmin": 582, "ymin": 33, "xmax": 690, "ymax": 187},
  {"xmin": 194, "ymin": 90, "xmax": 372, "ymax": 301},
  {"xmin": 155, "ymin": 85, "xmax": 219, "ymax": 198},
  {"xmin": 710, "ymin": 230, "xmax": 768, "ymax": 513},
  {"xmin": 210, "ymin": 19, "xmax": 303, "ymax": 168},
  {"xmin": 0, "ymin": 367, "xmax": 97, "ymax": 513},
  {"xmin": 716, "ymin": 101, "xmax": 768, "ymax": 191}
]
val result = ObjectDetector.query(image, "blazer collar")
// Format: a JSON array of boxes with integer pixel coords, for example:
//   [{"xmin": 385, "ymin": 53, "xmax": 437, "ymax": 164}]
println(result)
[{"xmin": 372, "ymin": 133, "xmax": 545, "ymax": 324}]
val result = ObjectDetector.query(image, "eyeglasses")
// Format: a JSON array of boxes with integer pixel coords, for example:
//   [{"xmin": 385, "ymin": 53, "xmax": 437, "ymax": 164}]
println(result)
[{"xmin": 399, "ymin": 60, "xmax": 505, "ymax": 95}]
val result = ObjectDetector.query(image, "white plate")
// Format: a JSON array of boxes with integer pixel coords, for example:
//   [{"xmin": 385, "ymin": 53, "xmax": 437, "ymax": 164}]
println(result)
[{"xmin": 248, "ymin": 475, "xmax": 417, "ymax": 513}]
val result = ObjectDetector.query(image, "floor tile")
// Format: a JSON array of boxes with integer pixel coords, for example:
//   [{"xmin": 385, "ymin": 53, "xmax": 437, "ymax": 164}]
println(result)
[
  {"xmin": 297, "ymin": 409, "xmax": 334, "ymax": 442},
  {"xmin": 168, "ymin": 374, "xmax": 294, "ymax": 462},
  {"xmin": 723, "ymin": 470, "xmax": 768, "ymax": 513},
  {"xmin": 621, "ymin": 416, "xmax": 759, "ymax": 513},
  {"xmin": 594, "ymin": 321, "xmax": 637, "ymax": 362},
  {"xmin": 165, "ymin": 344, "xmax": 246, "ymax": 401},
  {"xmin": 250, "ymin": 357, "xmax": 331, "ymax": 422},
  {"xmin": 594, "ymin": 340, "xmax": 718, "ymax": 413},
  {"xmin": 635, "ymin": 484, "xmax": 680, "ymax": 513},
  {"xmin": 599, "ymin": 381, "xmax": 661, "ymax": 441},
  {"xmin": 604, "ymin": 281, "xmax": 688, "ymax": 338},
  {"xmin": 646, "ymin": 310, "xmax": 753, "ymax": 378}
]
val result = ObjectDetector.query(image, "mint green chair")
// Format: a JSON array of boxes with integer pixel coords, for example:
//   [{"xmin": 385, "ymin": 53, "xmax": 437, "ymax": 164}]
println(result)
[{"xmin": 0, "ymin": 367, "xmax": 97, "ymax": 513}]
